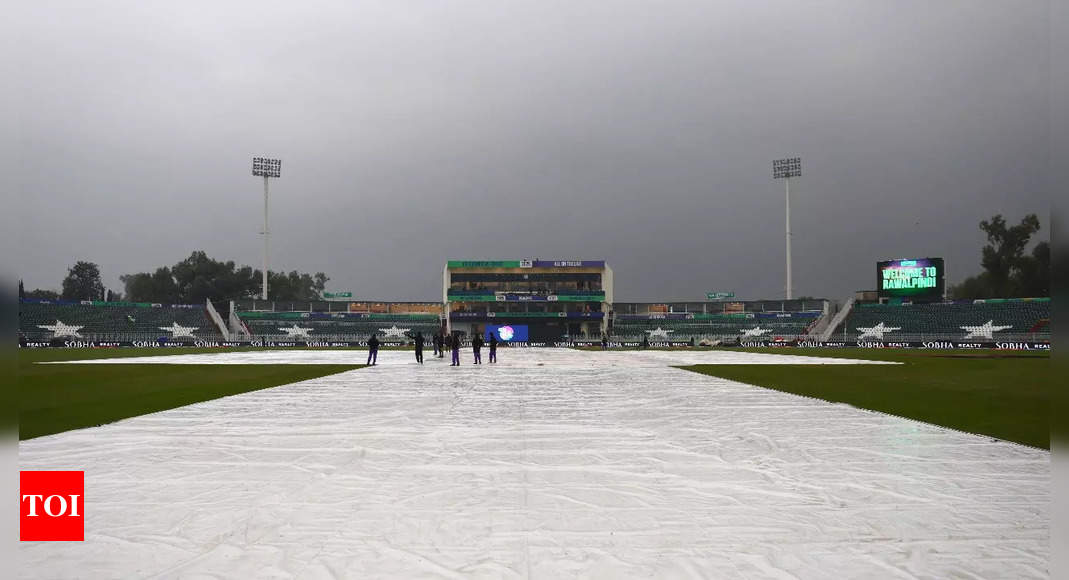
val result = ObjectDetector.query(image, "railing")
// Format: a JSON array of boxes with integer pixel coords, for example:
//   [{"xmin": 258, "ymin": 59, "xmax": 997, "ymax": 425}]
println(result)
[
  {"xmin": 231, "ymin": 299, "xmax": 442, "ymax": 314},
  {"xmin": 609, "ymin": 331, "xmax": 1050, "ymax": 344},
  {"xmin": 836, "ymin": 332, "xmax": 1050, "ymax": 344},
  {"xmin": 447, "ymin": 289, "xmax": 605, "ymax": 296},
  {"xmin": 612, "ymin": 299, "xmax": 830, "ymax": 315},
  {"xmin": 205, "ymin": 299, "xmax": 230, "ymax": 341},
  {"xmin": 20, "ymin": 330, "xmax": 1051, "ymax": 347},
  {"xmin": 820, "ymin": 297, "xmax": 855, "ymax": 341},
  {"xmin": 21, "ymin": 331, "xmax": 391, "ymax": 344},
  {"xmin": 228, "ymin": 301, "xmax": 251, "ymax": 338},
  {"xmin": 244, "ymin": 333, "xmax": 409, "ymax": 343},
  {"xmin": 609, "ymin": 333, "xmax": 810, "ymax": 343},
  {"xmin": 21, "ymin": 331, "xmax": 229, "ymax": 343}
]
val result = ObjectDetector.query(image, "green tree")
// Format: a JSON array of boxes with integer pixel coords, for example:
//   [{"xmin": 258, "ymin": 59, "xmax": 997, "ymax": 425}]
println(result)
[
  {"xmin": 264, "ymin": 270, "xmax": 329, "ymax": 301},
  {"xmin": 1013, "ymin": 241, "xmax": 1049, "ymax": 297},
  {"xmin": 950, "ymin": 214, "xmax": 1048, "ymax": 299},
  {"xmin": 949, "ymin": 272, "xmax": 995, "ymax": 300},
  {"xmin": 61, "ymin": 261, "xmax": 105, "ymax": 301},
  {"xmin": 171, "ymin": 251, "xmax": 259, "ymax": 304},
  {"xmin": 24, "ymin": 288, "xmax": 61, "ymax": 300},
  {"xmin": 121, "ymin": 267, "xmax": 180, "ymax": 303},
  {"xmin": 119, "ymin": 251, "xmax": 328, "ymax": 304},
  {"xmin": 978, "ymin": 214, "xmax": 1040, "ymax": 296}
]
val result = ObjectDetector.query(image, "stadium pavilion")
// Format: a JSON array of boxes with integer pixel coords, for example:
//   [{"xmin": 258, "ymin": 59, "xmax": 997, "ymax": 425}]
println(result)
[{"xmin": 444, "ymin": 260, "xmax": 613, "ymax": 342}]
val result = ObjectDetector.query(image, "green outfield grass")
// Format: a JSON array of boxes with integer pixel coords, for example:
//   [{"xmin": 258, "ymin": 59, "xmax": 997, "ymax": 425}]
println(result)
[
  {"xmin": 18, "ymin": 348, "xmax": 362, "ymax": 440},
  {"xmin": 682, "ymin": 348, "xmax": 1050, "ymax": 449}
]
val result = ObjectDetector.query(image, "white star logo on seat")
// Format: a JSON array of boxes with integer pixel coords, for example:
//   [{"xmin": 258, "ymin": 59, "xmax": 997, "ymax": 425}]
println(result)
[
  {"xmin": 856, "ymin": 322, "xmax": 901, "ymax": 340},
  {"xmin": 645, "ymin": 327, "xmax": 674, "ymax": 339},
  {"xmin": 379, "ymin": 325, "xmax": 411, "ymax": 338},
  {"xmin": 279, "ymin": 324, "xmax": 313, "ymax": 338},
  {"xmin": 159, "ymin": 322, "xmax": 199, "ymax": 338},
  {"xmin": 740, "ymin": 326, "xmax": 771, "ymax": 337},
  {"xmin": 961, "ymin": 320, "xmax": 1012, "ymax": 340},
  {"xmin": 37, "ymin": 320, "xmax": 84, "ymax": 338}
]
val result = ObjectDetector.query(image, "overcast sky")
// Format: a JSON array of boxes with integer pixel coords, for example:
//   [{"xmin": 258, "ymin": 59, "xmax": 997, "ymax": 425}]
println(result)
[{"xmin": 14, "ymin": 1, "xmax": 1051, "ymax": 302}]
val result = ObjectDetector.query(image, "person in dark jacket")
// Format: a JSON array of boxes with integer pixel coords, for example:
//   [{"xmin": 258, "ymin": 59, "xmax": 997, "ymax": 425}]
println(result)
[
  {"xmin": 436, "ymin": 333, "xmax": 445, "ymax": 358},
  {"xmin": 601, "ymin": 334, "xmax": 609, "ymax": 349},
  {"xmin": 431, "ymin": 332, "xmax": 440, "ymax": 357},
  {"xmin": 414, "ymin": 331, "xmax": 425, "ymax": 364},
  {"xmin": 472, "ymin": 334, "xmax": 484, "ymax": 364},
  {"xmin": 450, "ymin": 334, "xmax": 461, "ymax": 366},
  {"xmin": 367, "ymin": 333, "xmax": 380, "ymax": 365},
  {"xmin": 641, "ymin": 335, "xmax": 649, "ymax": 350},
  {"xmin": 488, "ymin": 333, "xmax": 498, "ymax": 363}
]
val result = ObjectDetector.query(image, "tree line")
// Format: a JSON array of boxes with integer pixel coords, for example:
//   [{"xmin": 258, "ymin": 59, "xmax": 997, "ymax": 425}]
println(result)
[
  {"xmin": 19, "ymin": 251, "xmax": 330, "ymax": 304},
  {"xmin": 18, "ymin": 215, "xmax": 1048, "ymax": 304}
]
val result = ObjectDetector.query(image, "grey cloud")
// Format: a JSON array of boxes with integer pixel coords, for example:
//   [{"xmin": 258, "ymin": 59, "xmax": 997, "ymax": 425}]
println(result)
[{"xmin": 15, "ymin": 1, "xmax": 1051, "ymax": 301}]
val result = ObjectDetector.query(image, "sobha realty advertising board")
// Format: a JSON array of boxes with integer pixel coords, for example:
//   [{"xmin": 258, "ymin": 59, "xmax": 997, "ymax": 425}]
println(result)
[{"xmin": 876, "ymin": 257, "xmax": 945, "ymax": 300}]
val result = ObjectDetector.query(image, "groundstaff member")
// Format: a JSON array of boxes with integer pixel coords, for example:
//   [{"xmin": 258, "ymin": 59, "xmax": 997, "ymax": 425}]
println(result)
[
  {"xmin": 472, "ymin": 333, "xmax": 483, "ymax": 364},
  {"xmin": 414, "ymin": 331, "xmax": 424, "ymax": 364},
  {"xmin": 367, "ymin": 333, "xmax": 379, "ymax": 366}
]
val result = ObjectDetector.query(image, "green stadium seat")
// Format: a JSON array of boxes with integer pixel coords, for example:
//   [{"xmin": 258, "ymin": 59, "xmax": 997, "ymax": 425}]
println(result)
[
  {"xmin": 237, "ymin": 311, "xmax": 440, "ymax": 341},
  {"xmin": 20, "ymin": 301, "xmax": 223, "ymax": 342},
  {"xmin": 835, "ymin": 299, "xmax": 1050, "ymax": 342}
]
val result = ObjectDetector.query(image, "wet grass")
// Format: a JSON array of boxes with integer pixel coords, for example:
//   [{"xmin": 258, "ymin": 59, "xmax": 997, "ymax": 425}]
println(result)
[
  {"xmin": 18, "ymin": 348, "xmax": 361, "ymax": 440},
  {"xmin": 682, "ymin": 348, "xmax": 1050, "ymax": 449}
]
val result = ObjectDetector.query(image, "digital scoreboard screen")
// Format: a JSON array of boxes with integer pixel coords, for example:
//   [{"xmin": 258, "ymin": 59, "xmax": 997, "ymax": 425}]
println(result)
[
  {"xmin": 485, "ymin": 324, "xmax": 529, "ymax": 342},
  {"xmin": 876, "ymin": 257, "xmax": 944, "ymax": 300}
]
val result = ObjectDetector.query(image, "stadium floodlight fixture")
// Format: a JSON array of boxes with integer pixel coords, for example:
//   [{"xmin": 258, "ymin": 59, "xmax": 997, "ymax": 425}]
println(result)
[
  {"xmin": 772, "ymin": 157, "xmax": 801, "ymax": 300},
  {"xmin": 772, "ymin": 157, "xmax": 801, "ymax": 179},
  {"xmin": 252, "ymin": 157, "xmax": 282, "ymax": 300},
  {"xmin": 252, "ymin": 157, "xmax": 281, "ymax": 178}
]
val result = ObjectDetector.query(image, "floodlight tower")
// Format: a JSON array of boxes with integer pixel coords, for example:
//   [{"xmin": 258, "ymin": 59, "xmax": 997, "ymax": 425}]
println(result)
[
  {"xmin": 772, "ymin": 157, "xmax": 801, "ymax": 300},
  {"xmin": 252, "ymin": 157, "xmax": 281, "ymax": 300}
]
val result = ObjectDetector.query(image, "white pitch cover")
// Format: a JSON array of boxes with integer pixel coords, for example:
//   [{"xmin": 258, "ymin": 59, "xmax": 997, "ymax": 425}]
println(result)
[{"xmin": 21, "ymin": 349, "xmax": 1048, "ymax": 578}]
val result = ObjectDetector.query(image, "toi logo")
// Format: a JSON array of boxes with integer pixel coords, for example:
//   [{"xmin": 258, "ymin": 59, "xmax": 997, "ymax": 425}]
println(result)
[{"xmin": 20, "ymin": 471, "xmax": 84, "ymax": 541}]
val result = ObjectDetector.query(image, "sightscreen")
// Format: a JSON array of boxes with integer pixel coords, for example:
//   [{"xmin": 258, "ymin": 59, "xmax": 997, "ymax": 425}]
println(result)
[{"xmin": 876, "ymin": 257, "xmax": 944, "ymax": 300}]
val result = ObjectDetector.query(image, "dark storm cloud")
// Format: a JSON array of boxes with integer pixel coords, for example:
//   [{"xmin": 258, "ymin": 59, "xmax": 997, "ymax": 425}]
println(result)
[{"xmin": 15, "ymin": 1, "xmax": 1051, "ymax": 301}]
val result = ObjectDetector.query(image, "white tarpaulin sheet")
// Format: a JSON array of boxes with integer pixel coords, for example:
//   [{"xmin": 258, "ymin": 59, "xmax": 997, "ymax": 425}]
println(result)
[
  {"xmin": 21, "ymin": 348, "xmax": 1048, "ymax": 578},
  {"xmin": 42, "ymin": 347, "xmax": 900, "ymax": 367}
]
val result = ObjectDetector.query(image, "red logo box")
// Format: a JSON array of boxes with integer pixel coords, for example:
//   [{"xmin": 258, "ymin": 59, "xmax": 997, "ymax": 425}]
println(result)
[{"xmin": 20, "ymin": 471, "xmax": 84, "ymax": 541}]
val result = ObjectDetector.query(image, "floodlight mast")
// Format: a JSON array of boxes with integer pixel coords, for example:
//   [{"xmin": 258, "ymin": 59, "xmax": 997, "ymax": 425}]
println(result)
[
  {"xmin": 252, "ymin": 157, "xmax": 281, "ymax": 300},
  {"xmin": 772, "ymin": 157, "xmax": 801, "ymax": 300}
]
